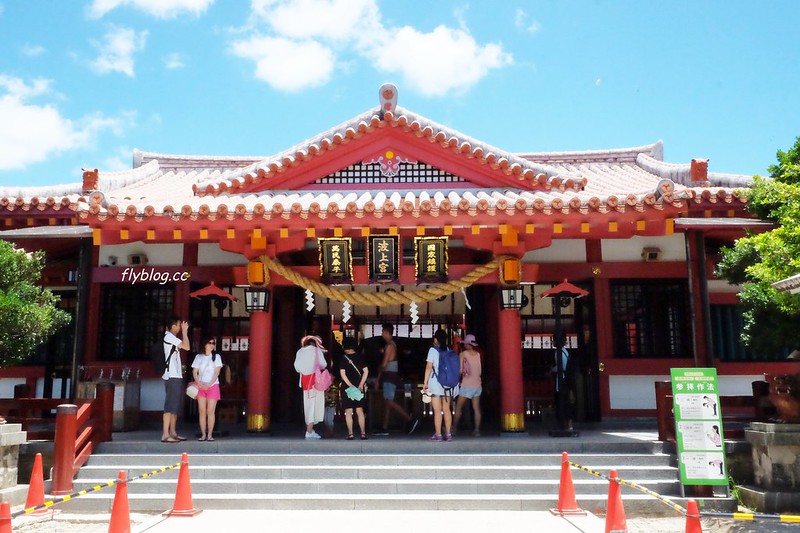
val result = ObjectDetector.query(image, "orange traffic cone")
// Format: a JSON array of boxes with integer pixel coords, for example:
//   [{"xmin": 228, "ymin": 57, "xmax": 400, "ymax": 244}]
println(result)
[
  {"xmin": 25, "ymin": 453, "xmax": 50, "ymax": 516},
  {"xmin": 550, "ymin": 452, "xmax": 586, "ymax": 516},
  {"xmin": 604, "ymin": 469, "xmax": 627, "ymax": 533},
  {"xmin": 163, "ymin": 453, "xmax": 201, "ymax": 517},
  {"xmin": 108, "ymin": 470, "xmax": 130, "ymax": 533},
  {"xmin": 0, "ymin": 501, "xmax": 11, "ymax": 533},
  {"xmin": 685, "ymin": 499, "xmax": 703, "ymax": 533}
]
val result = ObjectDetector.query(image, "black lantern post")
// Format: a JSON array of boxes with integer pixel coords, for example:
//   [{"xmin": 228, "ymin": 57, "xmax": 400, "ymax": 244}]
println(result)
[{"xmin": 540, "ymin": 279, "xmax": 588, "ymax": 438}]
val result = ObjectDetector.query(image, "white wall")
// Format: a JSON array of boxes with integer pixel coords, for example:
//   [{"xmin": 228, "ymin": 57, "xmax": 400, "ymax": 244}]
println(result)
[
  {"xmin": 601, "ymin": 234, "xmax": 686, "ymax": 262},
  {"xmin": 0, "ymin": 378, "xmax": 26, "ymax": 399},
  {"xmin": 198, "ymin": 243, "xmax": 248, "ymax": 266},
  {"xmin": 609, "ymin": 374, "xmax": 766, "ymax": 410},
  {"xmin": 609, "ymin": 375, "xmax": 669, "ymax": 409},
  {"xmin": 523, "ymin": 239, "xmax": 586, "ymax": 263},
  {"xmin": 98, "ymin": 243, "xmax": 184, "ymax": 266}
]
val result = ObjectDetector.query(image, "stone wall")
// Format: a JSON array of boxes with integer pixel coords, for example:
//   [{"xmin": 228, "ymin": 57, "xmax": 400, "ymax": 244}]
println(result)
[{"xmin": 0, "ymin": 423, "xmax": 27, "ymax": 504}]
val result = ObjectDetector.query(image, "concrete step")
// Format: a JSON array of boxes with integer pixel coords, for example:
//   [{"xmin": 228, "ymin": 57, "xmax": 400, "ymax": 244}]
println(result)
[
  {"xmin": 76, "ymin": 464, "xmax": 678, "ymax": 482},
  {"xmin": 59, "ymin": 492, "xmax": 689, "ymax": 513},
  {"xmin": 80, "ymin": 452, "xmax": 675, "ymax": 468},
  {"xmin": 72, "ymin": 476, "xmax": 681, "ymax": 496}
]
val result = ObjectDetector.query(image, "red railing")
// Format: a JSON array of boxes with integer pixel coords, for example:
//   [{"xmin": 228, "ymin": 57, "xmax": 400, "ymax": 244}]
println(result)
[
  {"xmin": 0, "ymin": 383, "xmax": 115, "ymax": 495},
  {"xmin": 51, "ymin": 381, "xmax": 114, "ymax": 495}
]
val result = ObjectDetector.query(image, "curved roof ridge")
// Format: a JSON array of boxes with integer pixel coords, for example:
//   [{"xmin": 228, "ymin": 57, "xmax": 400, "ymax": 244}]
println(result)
[
  {"xmin": 133, "ymin": 148, "xmax": 263, "ymax": 167},
  {"xmin": 0, "ymin": 183, "xmax": 83, "ymax": 199},
  {"xmin": 519, "ymin": 141, "xmax": 663, "ymax": 163},
  {"xmin": 97, "ymin": 159, "xmax": 162, "ymax": 192},
  {"xmin": 636, "ymin": 153, "xmax": 691, "ymax": 183}
]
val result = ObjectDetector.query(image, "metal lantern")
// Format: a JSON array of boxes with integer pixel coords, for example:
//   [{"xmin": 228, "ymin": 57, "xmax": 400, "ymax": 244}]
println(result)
[
  {"xmin": 499, "ymin": 287, "xmax": 525, "ymax": 310},
  {"xmin": 244, "ymin": 287, "xmax": 271, "ymax": 313}
]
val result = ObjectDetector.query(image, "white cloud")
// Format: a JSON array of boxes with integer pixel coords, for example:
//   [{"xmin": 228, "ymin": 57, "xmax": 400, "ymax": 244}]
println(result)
[
  {"xmin": 595, "ymin": 78, "xmax": 602, "ymax": 87},
  {"xmin": 367, "ymin": 26, "xmax": 512, "ymax": 97},
  {"xmin": 101, "ymin": 146, "xmax": 133, "ymax": 171},
  {"xmin": 90, "ymin": 26, "xmax": 148, "ymax": 77},
  {"xmin": 251, "ymin": 0, "xmax": 381, "ymax": 43},
  {"xmin": 163, "ymin": 52, "xmax": 185, "ymax": 69},
  {"xmin": 88, "ymin": 0, "xmax": 213, "ymax": 19},
  {"xmin": 230, "ymin": 36, "xmax": 335, "ymax": 92},
  {"xmin": 21, "ymin": 44, "xmax": 45, "ymax": 57},
  {"xmin": 514, "ymin": 8, "xmax": 541, "ymax": 33},
  {"xmin": 0, "ymin": 75, "xmax": 124, "ymax": 171},
  {"xmin": 239, "ymin": 0, "xmax": 512, "ymax": 96}
]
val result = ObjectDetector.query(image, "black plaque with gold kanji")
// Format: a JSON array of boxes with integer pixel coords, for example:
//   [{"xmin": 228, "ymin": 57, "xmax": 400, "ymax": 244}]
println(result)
[
  {"xmin": 414, "ymin": 236, "xmax": 448, "ymax": 282},
  {"xmin": 368, "ymin": 235, "xmax": 399, "ymax": 283},
  {"xmin": 318, "ymin": 237, "xmax": 353, "ymax": 283}
]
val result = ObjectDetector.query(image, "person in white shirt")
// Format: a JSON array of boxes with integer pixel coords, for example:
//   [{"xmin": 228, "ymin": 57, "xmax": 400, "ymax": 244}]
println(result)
[
  {"xmin": 191, "ymin": 337, "xmax": 223, "ymax": 441},
  {"xmin": 293, "ymin": 335, "xmax": 328, "ymax": 439},
  {"xmin": 161, "ymin": 316, "xmax": 190, "ymax": 443}
]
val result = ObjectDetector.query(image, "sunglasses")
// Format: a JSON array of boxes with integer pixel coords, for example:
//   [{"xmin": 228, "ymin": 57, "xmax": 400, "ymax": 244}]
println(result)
[{"xmin": 206, "ymin": 340, "xmax": 216, "ymax": 345}]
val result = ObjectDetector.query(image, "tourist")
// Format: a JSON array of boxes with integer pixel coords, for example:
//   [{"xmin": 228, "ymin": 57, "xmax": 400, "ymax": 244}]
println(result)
[
  {"xmin": 191, "ymin": 337, "xmax": 223, "ymax": 441},
  {"xmin": 161, "ymin": 316, "xmax": 190, "ymax": 444},
  {"xmin": 294, "ymin": 335, "xmax": 327, "ymax": 439},
  {"xmin": 338, "ymin": 337, "xmax": 369, "ymax": 440},
  {"xmin": 374, "ymin": 323, "xmax": 418, "ymax": 435},
  {"xmin": 423, "ymin": 329, "xmax": 455, "ymax": 441},
  {"xmin": 454, "ymin": 334, "xmax": 482, "ymax": 437}
]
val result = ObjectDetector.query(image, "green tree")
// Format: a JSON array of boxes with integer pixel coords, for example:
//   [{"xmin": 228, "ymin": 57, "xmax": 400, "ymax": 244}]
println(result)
[
  {"xmin": 717, "ymin": 136, "xmax": 800, "ymax": 355},
  {"xmin": 0, "ymin": 240, "xmax": 71, "ymax": 366}
]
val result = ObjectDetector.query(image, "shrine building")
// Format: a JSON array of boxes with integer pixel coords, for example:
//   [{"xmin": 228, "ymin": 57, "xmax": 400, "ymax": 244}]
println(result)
[{"xmin": 1, "ymin": 85, "xmax": 795, "ymax": 433}]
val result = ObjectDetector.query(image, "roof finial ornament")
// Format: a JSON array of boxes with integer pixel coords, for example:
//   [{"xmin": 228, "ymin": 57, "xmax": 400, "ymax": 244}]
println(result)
[{"xmin": 378, "ymin": 83, "xmax": 398, "ymax": 119}]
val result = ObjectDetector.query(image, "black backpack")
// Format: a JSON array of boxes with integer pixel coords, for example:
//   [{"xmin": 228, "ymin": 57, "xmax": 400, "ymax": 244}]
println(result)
[{"xmin": 151, "ymin": 335, "xmax": 177, "ymax": 375}]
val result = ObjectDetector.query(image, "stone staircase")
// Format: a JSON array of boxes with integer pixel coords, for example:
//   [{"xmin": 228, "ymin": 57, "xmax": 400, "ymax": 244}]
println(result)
[{"xmin": 58, "ymin": 435, "xmax": 691, "ymax": 513}]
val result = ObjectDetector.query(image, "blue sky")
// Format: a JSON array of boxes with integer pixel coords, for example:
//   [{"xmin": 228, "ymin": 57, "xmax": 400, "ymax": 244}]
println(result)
[{"xmin": 1, "ymin": 0, "xmax": 799, "ymax": 187}]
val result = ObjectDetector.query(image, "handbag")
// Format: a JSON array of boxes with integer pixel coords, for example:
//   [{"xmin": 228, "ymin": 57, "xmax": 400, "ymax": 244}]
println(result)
[
  {"xmin": 185, "ymin": 382, "xmax": 199, "ymax": 399},
  {"xmin": 312, "ymin": 347, "xmax": 333, "ymax": 391}
]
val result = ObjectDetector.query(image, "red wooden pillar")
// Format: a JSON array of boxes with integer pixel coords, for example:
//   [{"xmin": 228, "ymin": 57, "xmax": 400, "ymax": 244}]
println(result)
[
  {"xmin": 593, "ymin": 277, "xmax": 613, "ymax": 417},
  {"xmin": 94, "ymin": 381, "xmax": 115, "ymax": 443},
  {"xmin": 498, "ymin": 307, "xmax": 525, "ymax": 432},
  {"xmin": 247, "ymin": 301, "xmax": 273, "ymax": 432}
]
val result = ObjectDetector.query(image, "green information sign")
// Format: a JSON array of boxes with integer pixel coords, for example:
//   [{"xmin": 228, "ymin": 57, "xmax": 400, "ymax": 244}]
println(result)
[{"xmin": 670, "ymin": 368, "xmax": 727, "ymax": 486}]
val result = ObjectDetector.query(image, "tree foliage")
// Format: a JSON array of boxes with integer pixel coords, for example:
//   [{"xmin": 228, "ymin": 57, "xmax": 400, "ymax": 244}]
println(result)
[
  {"xmin": 0, "ymin": 240, "xmax": 71, "ymax": 366},
  {"xmin": 717, "ymin": 136, "xmax": 800, "ymax": 354}
]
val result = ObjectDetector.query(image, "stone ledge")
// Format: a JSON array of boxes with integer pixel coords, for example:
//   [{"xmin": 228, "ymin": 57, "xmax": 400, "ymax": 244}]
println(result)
[
  {"xmin": 745, "ymin": 423, "xmax": 800, "ymax": 446},
  {"xmin": 739, "ymin": 484, "xmax": 800, "ymax": 514},
  {"xmin": 0, "ymin": 431, "xmax": 27, "ymax": 447},
  {"xmin": 0, "ymin": 424, "xmax": 23, "ymax": 434},
  {"xmin": 0, "ymin": 484, "xmax": 28, "ymax": 506}
]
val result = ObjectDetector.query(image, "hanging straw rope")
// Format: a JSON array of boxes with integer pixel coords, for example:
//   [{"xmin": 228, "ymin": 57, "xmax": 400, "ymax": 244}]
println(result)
[{"xmin": 260, "ymin": 254, "xmax": 507, "ymax": 307}]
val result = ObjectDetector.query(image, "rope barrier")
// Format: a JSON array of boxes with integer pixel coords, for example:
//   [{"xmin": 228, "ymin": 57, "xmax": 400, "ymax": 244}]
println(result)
[
  {"xmin": 260, "ymin": 254, "xmax": 506, "ymax": 306},
  {"xmin": 11, "ymin": 461, "xmax": 182, "ymax": 519},
  {"xmin": 566, "ymin": 459, "xmax": 687, "ymax": 516},
  {"xmin": 567, "ymin": 458, "xmax": 800, "ymax": 524}
]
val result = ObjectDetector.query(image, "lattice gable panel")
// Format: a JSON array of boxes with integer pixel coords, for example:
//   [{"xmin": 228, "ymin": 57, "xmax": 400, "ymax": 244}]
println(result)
[{"xmin": 313, "ymin": 161, "xmax": 471, "ymax": 188}]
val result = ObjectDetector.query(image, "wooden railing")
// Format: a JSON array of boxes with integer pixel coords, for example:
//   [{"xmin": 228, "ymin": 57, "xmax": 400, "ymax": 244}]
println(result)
[
  {"xmin": 0, "ymin": 382, "xmax": 115, "ymax": 495},
  {"xmin": 654, "ymin": 379, "xmax": 773, "ymax": 442}
]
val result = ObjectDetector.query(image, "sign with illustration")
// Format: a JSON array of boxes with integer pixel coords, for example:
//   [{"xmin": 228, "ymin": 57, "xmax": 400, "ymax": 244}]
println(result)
[
  {"xmin": 670, "ymin": 368, "xmax": 727, "ymax": 485},
  {"xmin": 368, "ymin": 235, "xmax": 399, "ymax": 283},
  {"xmin": 318, "ymin": 238, "xmax": 353, "ymax": 283}
]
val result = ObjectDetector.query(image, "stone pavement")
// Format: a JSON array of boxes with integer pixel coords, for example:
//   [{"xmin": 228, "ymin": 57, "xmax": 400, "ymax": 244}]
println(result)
[{"xmin": 10, "ymin": 510, "xmax": 800, "ymax": 533}]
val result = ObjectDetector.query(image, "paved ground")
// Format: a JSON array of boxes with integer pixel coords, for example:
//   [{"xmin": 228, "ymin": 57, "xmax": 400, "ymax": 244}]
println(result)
[{"xmin": 9, "ymin": 510, "xmax": 800, "ymax": 533}]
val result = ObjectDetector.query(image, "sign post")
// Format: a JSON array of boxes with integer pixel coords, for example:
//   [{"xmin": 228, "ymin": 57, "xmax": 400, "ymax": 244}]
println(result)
[{"xmin": 670, "ymin": 368, "xmax": 727, "ymax": 492}]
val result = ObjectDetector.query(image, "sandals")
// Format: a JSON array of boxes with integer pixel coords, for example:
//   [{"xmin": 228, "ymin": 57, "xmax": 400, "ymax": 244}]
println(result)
[
  {"xmin": 346, "ymin": 434, "xmax": 355, "ymax": 440},
  {"xmin": 161, "ymin": 437, "xmax": 179, "ymax": 443},
  {"xmin": 360, "ymin": 434, "xmax": 368, "ymax": 440},
  {"xmin": 207, "ymin": 437, "xmax": 215, "ymax": 441},
  {"xmin": 198, "ymin": 436, "xmax": 207, "ymax": 441},
  {"xmin": 171, "ymin": 435, "xmax": 187, "ymax": 442}
]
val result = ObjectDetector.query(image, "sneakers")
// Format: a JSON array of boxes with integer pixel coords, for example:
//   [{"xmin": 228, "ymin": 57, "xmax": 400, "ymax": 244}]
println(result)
[
  {"xmin": 444, "ymin": 433, "xmax": 453, "ymax": 441},
  {"xmin": 407, "ymin": 418, "xmax": 420, "ymax": 434},
  {"xmin": 430, "ymin": 434, "xmax": 443, "ymax": 441},
  {"xmin": 304, "ymin": 431, "xmax": 322, "ymax": 440}
]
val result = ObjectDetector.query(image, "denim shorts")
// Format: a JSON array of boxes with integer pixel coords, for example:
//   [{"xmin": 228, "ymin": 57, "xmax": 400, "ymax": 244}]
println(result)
[{"xmin": 382, "ymin": 381, "xmax": 397, "ymax": 401}]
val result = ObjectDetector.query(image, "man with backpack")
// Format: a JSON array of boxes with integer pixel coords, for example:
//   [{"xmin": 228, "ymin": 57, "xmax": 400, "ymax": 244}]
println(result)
[
  {"xmin": 423, "ymin": 329, "xmax": 460, "ymax": 441},
  {"xmin": 159, "ymin": 316, "xmax": 190, "ymax": 443}
]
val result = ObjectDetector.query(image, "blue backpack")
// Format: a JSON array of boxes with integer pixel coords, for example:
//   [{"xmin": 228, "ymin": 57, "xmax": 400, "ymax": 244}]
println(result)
[{"xmin": 435, "ymin": 347, "xmax": 461, "ymax": 389}]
